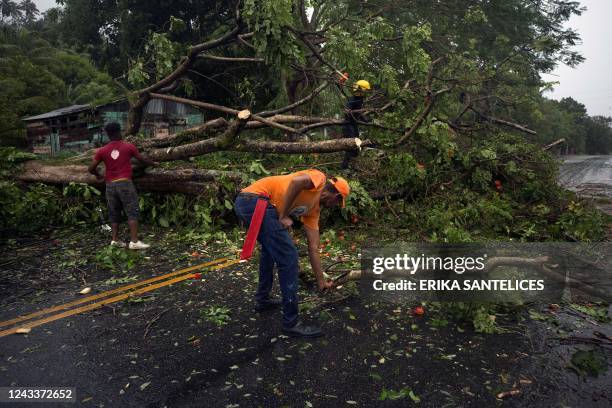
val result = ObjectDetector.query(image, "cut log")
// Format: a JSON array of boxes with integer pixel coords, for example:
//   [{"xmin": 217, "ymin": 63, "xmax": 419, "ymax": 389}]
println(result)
[
  {"xmin": 542, "ymin": 138, "xmax": 566, "ymax": 151},
  {"xmin": 16, "ymin": 161, "xmax": 245, "ymax": 194},
  {"xmin": 147, "ymin": 137, "xmax": 368, "ymax": 161}
]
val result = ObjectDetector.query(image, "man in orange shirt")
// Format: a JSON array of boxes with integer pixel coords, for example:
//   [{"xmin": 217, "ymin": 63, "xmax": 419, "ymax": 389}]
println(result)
[{"xmin": 234, "ymin": 170, "xmax": 350, "ymax": 338}]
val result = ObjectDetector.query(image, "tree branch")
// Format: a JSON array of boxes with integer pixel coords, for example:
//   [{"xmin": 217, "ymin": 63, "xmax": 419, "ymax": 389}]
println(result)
[
  {"xmin": 148, "ymin": 93, "xmax": 302, "ymax": 135},
  {"xmin": 147, "ymin": 137, "xmax": 368, "ymax": 161},
  {"xmin": 257, "ymin": 81, "xmax": 330, "ymax": 117},
  {"xmin": 470, "ymin": 107, "xmax": 537, "ymax": 135},
  {"xmin": 286, "ymin": 25, "xmax": 344, "ymax": 77},
  {"xmin": 199, "ymin": 54, "xmax": 263, "ymax": 63},
  {"xmin": 147, "ymin": 109, "xmax": 251, "ymax": 161},
  {"xmin": 395, "ymin": 57, "xmax": 448, "ymax": 146},
  {"xmin": 140, "ymin": 24, "xmax": 244, "ymax": 96}
]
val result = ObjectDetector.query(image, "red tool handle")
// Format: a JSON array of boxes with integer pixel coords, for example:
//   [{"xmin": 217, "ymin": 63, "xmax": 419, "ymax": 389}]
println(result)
[{"xmin": 240, "ymin": 196, "xmax": 269, "ymax": 260}]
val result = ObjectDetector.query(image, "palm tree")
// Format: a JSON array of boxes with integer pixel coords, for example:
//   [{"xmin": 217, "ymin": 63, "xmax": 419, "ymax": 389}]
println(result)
[
  {"xmin": 18, "ymin": 0, "xmax": 38, "ymax": 24},
  {"xmin": 0, "ymin": 0, "xmax": 22, "ymax": 23}
]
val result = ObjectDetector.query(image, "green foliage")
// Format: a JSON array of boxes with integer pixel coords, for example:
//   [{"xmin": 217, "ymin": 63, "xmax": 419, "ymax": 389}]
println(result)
[
  {"xmin": 0, "ymin": 147, "xmax": 36, "ymax": 175},
  {"xmin": 471, "ymin": 306, "xmax": 502, "ymax": 334},
  {"xmin": 60, "ymin": 182, "xmax": 104, "ymax": 225},
  {"xmin": 569, "ymin": 303, "xmax": 609, "ymax": 323},
  {"xmin": 341, "ymin": 180, "xmax": 376, "ymax": 220},
  {"xmin": 436, "ymin": 303, "xmax": 504, "ymax": 334},
  {"xmin": 128, "ymin": 31, "xmax": 180, "ymax": 86},
  {"xmin": 63, "ymin": 182, "xmax": 100, "ymax": 200},
  {"xmin": 201, "ymin": 305, "xmax": 231, "ymax": 326},
  {"xmin": 381, "ymin": 153, "xmax": 425, "ymax": 190},
  {"xmin": 401, "ymin": 24, "xmax": 432, "ymax": 80},
  {"xmin": 0, "ymin": 177, "xmax": 241, "ymax": 236},
  {"xmin": 0, "ymin": 180, "xmax": 106, "ymax": 235},
  {"xmin": 555, "ymin": 201, "xmax": 606, "ymax": 242},
  {"xmin": 139, "ymin": 193, "xmax": 189, "ymax": 228},
  {"xmin": 94, "ymin": 245, "xmax": 142, "ymax": 273},
  {"xmin": 527, "ymin": 97, "xmax": 612, "ymax": 154},
  {"xmin": 248, "ymin": 160, "xmax": 270, "ymax": 176},
  {"xmin": 127, "ymin": 59, "xmax": 150, "ymax": 88},
  {"xmin": 0, "ymin": 26, "xmax": 118, "ymax": 147},
  {"xmin": 570, "ymin": 349, "xmax": 608, "ymax": 377},
  {"xmin": 57, "ymin": 249, "xmax": 87, "ymax": 270},
  {"xmin": 379, "ymin": 387, "xmax": 420, "ymax": 402},
  {"xmin": 138, "ymin": 178, "xmax": 238, "ymax": 231},
  {"xmin": 243, "ymin": 0, "xmax": 303, "ymax": 69},
  {"xmin": 0, "ymin": 181, "xmax": 62, "ymax": 233},
  {"xmin": 1, "ymin": 1, "xmax": 604, "ymax": 252}
]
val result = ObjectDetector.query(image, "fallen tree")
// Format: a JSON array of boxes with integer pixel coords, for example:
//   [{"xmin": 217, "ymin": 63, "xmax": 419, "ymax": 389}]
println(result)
[
  {"xmin": 13, "ymin": 0, "xmax": 572, "ymax": 196},
  {"xmin": 17, "ymin": 161, "xmax": 246, "ymax": 194}
]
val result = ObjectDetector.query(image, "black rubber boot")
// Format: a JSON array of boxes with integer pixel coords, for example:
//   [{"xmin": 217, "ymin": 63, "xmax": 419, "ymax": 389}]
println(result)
[
  {"xmin": 254, "ymin": 298, "xmax": 282, "ymax": 312},
  {"xmin": 282, "ymin": 321, "xmax": 323, "ymax": 338}
]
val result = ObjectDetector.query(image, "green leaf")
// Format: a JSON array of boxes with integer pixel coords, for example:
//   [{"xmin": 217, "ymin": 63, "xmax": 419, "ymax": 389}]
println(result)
[
  {"xmin": 409, "ymin": 390, "xmax": 421, "ymax": 403},
  {"xmin": 158, "ymin": 217, "xmax": 169, "ymax": 228},
  {"xmin": 479, "ymin": 149, "xmax": 497, "ymax": 160}
]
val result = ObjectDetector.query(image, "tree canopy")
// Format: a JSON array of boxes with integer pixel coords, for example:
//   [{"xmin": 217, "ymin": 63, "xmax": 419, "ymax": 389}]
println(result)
[{"xmin": 0, "ymin": 24, "xmax": 119, "ymax": 146}]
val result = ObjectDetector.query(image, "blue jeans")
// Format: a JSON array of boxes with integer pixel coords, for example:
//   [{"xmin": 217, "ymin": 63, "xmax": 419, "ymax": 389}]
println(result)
[{"xmin": 234, "ymin": 194, "xmax": 299, "ymax": 328}]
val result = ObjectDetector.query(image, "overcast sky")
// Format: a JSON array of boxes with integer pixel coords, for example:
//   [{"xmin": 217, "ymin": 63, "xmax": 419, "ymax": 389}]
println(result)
[
  {"xmin": 541, "ymin": 0, "xmax": 612, "ymax": 117},
  {"xmin": 33, "ymin": 0, "xmax": 612, "ymax": 117}
]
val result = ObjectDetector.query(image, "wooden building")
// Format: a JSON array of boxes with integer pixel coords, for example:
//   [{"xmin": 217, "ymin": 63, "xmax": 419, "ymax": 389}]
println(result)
[{"xmin": 23, "ymin": 98, "xmax": 204, "ymax": 155}]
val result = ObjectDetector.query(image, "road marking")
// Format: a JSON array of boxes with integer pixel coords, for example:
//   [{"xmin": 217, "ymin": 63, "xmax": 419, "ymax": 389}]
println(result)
[
  {"xmin": 0, "ymin": 258, "xmax": 243, "ymax": 338},
  {"xmin": 0, "ymin": 256, "xmax": 233, "ymax": 329}
]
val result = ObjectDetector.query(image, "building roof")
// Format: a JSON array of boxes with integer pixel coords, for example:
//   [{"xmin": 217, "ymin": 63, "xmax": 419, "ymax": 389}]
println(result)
[
  {"xmin": 23, "ymin": 97, "xmax": 201, "ymax": 123},
  {"xmin": 23, "ymin": 104, "xmax": 92, "ymax": 122}
]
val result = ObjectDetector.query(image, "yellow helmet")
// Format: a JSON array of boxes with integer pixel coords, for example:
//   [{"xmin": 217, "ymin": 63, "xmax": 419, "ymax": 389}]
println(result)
[{"xmin": 352, "ymin": 79, "xmax": 371, "ymax": 93}]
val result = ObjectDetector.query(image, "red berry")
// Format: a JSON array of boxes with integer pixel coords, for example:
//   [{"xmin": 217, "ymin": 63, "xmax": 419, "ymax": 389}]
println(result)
[{"xmin": 413, "ymin": 306, "xmax": 425, "ymax": 316}]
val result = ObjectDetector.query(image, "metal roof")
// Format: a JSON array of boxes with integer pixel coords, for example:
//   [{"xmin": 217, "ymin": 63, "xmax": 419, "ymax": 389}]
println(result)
[
  {"xmin": 23, "ymin": 104, "xmax": 92, "ymax": 122},
  {"xmin": 22, "ymin": 97, "xmax": 201, "ymax": 123}
]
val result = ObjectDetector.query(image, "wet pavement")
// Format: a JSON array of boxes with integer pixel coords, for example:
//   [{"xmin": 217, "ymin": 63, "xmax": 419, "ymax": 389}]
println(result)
[
  {"xmin": 559, "ymin": 155, "xmax": 612, "ymax": 199},
  {"xmin": 0, "ymin": 228, "xmax": 610, "ymax": 407}
]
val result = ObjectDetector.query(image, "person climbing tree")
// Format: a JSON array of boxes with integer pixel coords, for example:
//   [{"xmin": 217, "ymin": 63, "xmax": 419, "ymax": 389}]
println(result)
[{"xmin": 341, "ymin": 79, "xmax": 371, "ymax": 169}]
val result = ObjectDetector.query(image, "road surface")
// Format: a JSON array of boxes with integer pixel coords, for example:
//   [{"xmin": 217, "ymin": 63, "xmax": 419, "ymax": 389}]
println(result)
[{"xmin": 559, "ymin": 155, "xmax": 612, "ymax": 198}]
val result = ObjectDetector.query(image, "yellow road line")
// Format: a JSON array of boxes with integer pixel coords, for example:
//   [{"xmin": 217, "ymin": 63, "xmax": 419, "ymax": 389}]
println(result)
[
  {"xmin": 0, "ymin": 258, "xmax": 244, "ymax": 338},
  {"xmin": 0, "ymin": 256, "xmax": 233, "ymax": 328}
]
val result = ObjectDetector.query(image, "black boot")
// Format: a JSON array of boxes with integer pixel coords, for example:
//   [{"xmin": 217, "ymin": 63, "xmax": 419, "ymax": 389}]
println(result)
[
  {"xmin": 282, "ymin": 321, "xmax": 323, "ymax": 338},
  {"xmin": 254, "ymin": 298, "xmax": 282, "ymax": 312}
]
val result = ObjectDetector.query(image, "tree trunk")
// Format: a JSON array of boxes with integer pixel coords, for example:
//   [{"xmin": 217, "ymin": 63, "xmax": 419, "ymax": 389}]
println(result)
[
  {"xmin": 147, "ymin": 137, "xmax": 367, "ymax": 161},
  {"xmin": 16, "ymin": 161, "xmax": 245, "ymax": 194}
]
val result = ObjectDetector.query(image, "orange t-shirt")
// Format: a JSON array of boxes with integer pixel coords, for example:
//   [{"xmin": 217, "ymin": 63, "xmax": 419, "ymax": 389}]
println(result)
[{"xmin": 241, "ymin": 169, "xmax": 326, "ymax": 230}]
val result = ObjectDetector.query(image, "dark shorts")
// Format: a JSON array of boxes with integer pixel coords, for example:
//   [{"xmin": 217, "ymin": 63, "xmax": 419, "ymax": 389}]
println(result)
[{"xmin": 105, "ymin": 180, "xmax": 139, "ymax": 223}]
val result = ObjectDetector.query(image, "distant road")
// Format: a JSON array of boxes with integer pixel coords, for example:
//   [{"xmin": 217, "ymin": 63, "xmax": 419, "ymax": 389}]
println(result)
[{"xmin": 558, "ymin": 155, "xmax": 612, "ymax": 198}]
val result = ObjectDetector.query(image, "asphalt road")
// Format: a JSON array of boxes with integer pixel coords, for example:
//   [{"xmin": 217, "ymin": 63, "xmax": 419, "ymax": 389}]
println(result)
[
  {"xmin": 558, "ymin": 155, "xmax": 612, "ymax": 198},
  {"xmin": 1, "ymin": 228, "xmax": 610, "ymax": 407}
]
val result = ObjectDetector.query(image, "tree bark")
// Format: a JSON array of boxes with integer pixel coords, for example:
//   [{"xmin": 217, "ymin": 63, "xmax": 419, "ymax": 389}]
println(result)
[
  {"xmin": 147, "ymin": 137, "xmax": 367, "ymax": 161},
  {"xmin": 140, "ymin": 114, "xmax": 343, "ymax": 149},
  {"xmin": 16, "ymin": 161, "xmax": 245, "ymax": 194}
]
